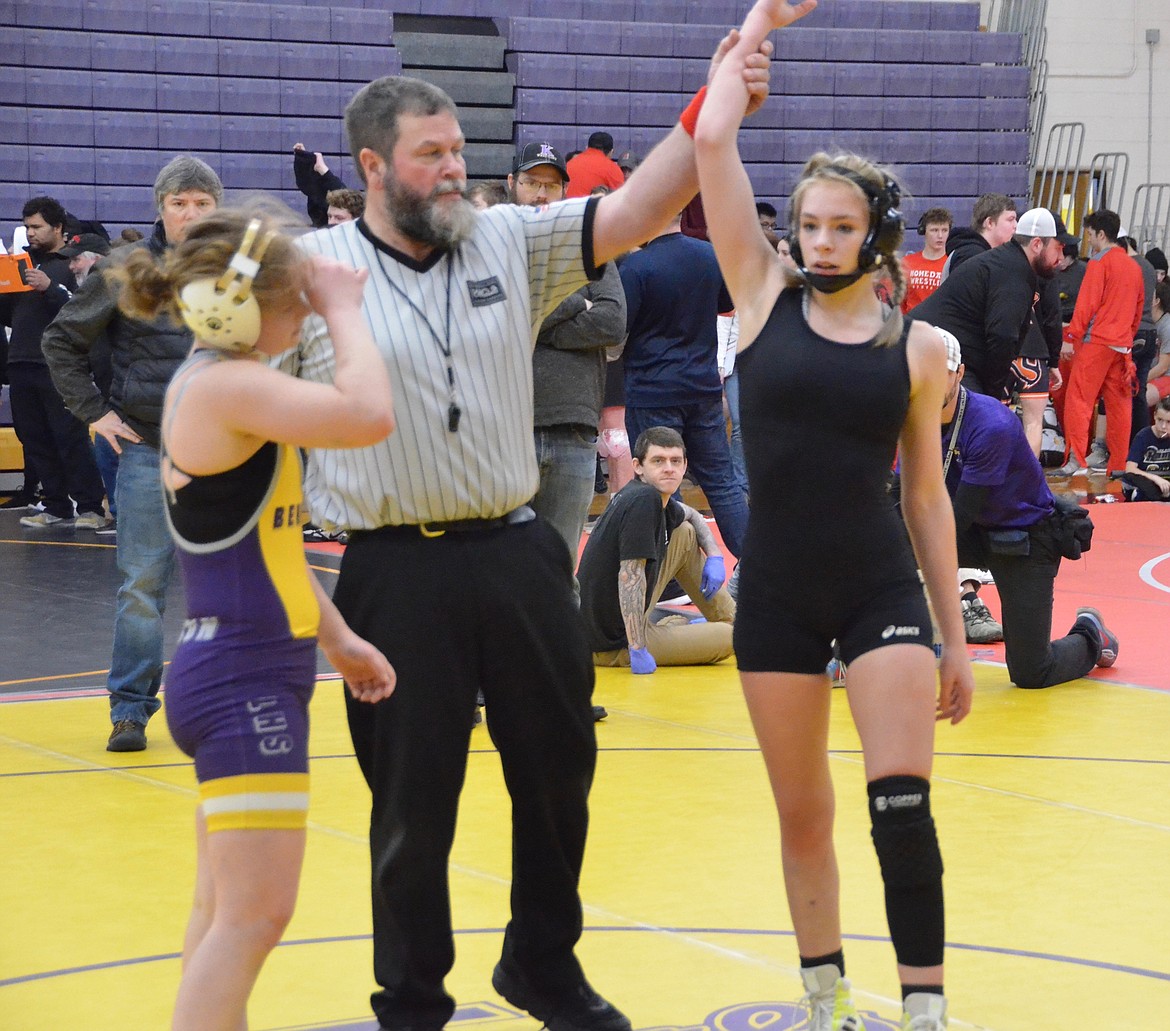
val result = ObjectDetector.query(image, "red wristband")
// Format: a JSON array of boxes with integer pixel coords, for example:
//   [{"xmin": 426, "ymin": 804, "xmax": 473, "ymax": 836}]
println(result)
[{"xmin": 679, "ymin": 86, "xmax": 708, "ymax": 138}]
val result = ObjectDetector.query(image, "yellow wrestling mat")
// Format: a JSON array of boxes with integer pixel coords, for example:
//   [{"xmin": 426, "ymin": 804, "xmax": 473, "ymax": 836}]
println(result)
[{"xmin": 2, "ymin": 660, "xmax": 1168, "ymax": 1030}]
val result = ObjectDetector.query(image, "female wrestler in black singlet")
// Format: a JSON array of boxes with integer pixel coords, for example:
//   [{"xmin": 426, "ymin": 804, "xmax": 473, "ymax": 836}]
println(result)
[
  {"xmin": 113, "ymin": 208, "xmax": 396, "ymax": 1031},
  {"xmin": 694, "ymin": 3, "xmax": 974, "ymax": 1029}
]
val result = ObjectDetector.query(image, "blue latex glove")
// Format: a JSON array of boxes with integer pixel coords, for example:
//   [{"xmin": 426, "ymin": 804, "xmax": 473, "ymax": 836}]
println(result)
[
  {"xmin": 700, "ymin": 556, "xmax": 726, "ymax": 598},
  {"xmin": 629, "ymin": 647, "xmax": 657, "ymax": 674}
]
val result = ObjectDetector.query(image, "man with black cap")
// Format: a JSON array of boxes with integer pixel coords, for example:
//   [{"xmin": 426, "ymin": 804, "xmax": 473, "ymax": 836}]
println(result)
[
  {"xmin": 508, "ymin": 142, "xmax": 627, "ymax": 568},
  {"xmin": 58, "ymin": 232, "xmax": 111, "ymax": 287}
]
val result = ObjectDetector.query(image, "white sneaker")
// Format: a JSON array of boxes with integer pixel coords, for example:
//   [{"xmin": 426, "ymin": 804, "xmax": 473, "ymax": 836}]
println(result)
[
  {"xmin": 74, "ymin": 512, "xmax": 110, "ymax": 530},
  {"xmin": 19, "ymin": 511, "xmax": 67, "ymax": 528},
  {"xmin": 901, "ymin": 992, "xmax": 947, "ymax": 1030},
  {"xmin": 1086, "ymin": 441, "xmax": 1108, "ymax": 470},
  {"xmin": 800, "ymin": 964, "xmax": 865, "ymax": 1031}
]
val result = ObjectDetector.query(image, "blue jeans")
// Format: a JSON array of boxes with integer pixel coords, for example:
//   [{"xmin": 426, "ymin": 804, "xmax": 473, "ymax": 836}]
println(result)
[
  {"xmin": 108, "ymin": 442, "xmax": 176, "ymax": 726},
  {"xmin": 625, "ymin": 398, "xmax": 749, "ymax": 557},
  {"xmin": 530, "ymin": 425, "xmax": 598, "ymax": 568},
  {"xmin": 94, "ymin": 435, "xmax": 119, "ymax": 517},
  {"xmin": 722, "ymin": 369, "xmax": 749, "ymax": 494}
]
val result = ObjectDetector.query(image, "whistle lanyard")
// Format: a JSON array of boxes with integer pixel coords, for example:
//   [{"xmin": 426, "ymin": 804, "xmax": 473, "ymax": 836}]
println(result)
[{"xmin": 373, "ymin": 249, "xmax": 461, "ymax": 432}]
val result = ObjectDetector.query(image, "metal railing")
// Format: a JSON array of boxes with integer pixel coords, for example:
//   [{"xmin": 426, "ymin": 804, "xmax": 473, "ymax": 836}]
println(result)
[{"xmin": 1128, "ymin": 184, "xmax": 1170, "ymax": 254}]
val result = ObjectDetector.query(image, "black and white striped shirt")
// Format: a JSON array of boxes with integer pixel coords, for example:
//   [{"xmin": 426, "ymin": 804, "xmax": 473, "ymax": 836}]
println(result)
[{"xmin": 289, "ymin": 196, "xmax": 600, "ymax": 530}]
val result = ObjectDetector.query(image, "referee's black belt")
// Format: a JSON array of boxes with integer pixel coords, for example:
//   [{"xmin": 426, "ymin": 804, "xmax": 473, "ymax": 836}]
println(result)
[{"xmin": 353, "ymin": 505, "xmax": 536, "ymax": 541}]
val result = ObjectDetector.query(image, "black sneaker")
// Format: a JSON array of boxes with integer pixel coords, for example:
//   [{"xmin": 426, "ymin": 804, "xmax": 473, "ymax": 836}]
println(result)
[
  {"xmin": 591, "ymin": 705, "xmax": 608, "ymax": 722},
  {"xmin": 107, "ymin": 719, "xmax": 147, "ymax": 752},
  {"xmin": 491, "ymin": 963, "xmax": 631, "ymax": 1031}
]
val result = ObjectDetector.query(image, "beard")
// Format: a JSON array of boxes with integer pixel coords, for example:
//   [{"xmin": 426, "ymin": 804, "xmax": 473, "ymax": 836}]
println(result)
[{"xmin": 384, "ymin": 175, "xmax": 476, "ymax": 251}]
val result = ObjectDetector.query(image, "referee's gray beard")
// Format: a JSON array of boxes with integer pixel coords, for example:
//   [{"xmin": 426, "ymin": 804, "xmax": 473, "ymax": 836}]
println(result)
[{"xmin": 385, "ymin": 177, "xmax": 476, "ymax": 252}]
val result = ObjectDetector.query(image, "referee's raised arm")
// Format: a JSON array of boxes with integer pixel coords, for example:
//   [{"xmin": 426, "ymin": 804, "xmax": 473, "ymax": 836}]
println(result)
[{"xmin": 591, "ymin": 26, "xmax": 780, "ymax": 266}]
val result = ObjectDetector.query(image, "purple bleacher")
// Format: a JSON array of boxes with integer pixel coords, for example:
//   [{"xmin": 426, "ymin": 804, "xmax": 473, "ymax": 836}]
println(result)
[
  {"xmin": 782, "ymin": 129, "xmax": 825, "ymax": 165},
  {"xmin": 278, "ymin": 118, "xmax": 342, "ymax": 157},
  {"xmin": 885, "ymin": 95, "xmax": 934, "ymax": 129},
  {"xmin": 155, "ymin": 37, "xmax": 218, "ymax": 76},
  {"xmin": 637, "ymin": 0, "xmax": 686, "ymax": 23},
  {"xmin": 506, "ymin": 18, "xmax": 568, "ymax": 54},
  {"xmin": 832, "ymin": 95, "xmax": 877, "ymax": 132},
  {"xmin": 882, "ymin": 66, "xmax": 924, "ymax": 98},
  {"xmin": 338, "ymin": 44, "xmax": 398, "ymax": 83},
  {"xmin": 673, "ymin": 25, "xmax": 716, "ymax": 59},
  {"xmin": 878, "ymin": 131, "xmax": 931, "ymax": 164},
  {"xmin": 95, "ymin": 150, "xmax": 168, "ymax": 187},
  {"xmin": 822, "ymin": 128, "xmax": 879, "ymax": 158},
  {"xmin": 282, "ymin": 42, "xmax": 340, "ymax": 80},
  {"xmin": 218, "ymin": 40, "xmax": 281, "ymax": 78},
  {"xmin": 626, "ymin": 126, "xmax": 667, "ymax": 159},
  {"xmin": 831, "ymin": 1, "xmax": 877, "ymax": 29},
  {"xmin": 578, "ymin": 56, "xmax": 632, "ymax": 92},
  {"xmin": 680, "ymin": 58, "xmax": 709, "ymax": 86},
  {"xmin": 980, "ymin": 97, "xmax": 1029, "ymax": 132},
  {"xmin": 930, "ymin": 2, "xmax": 981, "ymax": 32},
  {"xmin": 628, "ymin": 92, "xmax": 682, "ymax": 128},
  {"xmin": 872, "ymin": 28, "xmax": 925, "ymax": 63},
  {"xmin": 982, "ymin": 65, "xmax": 1031, "ymax": 98},
  {"xmin": 931, "ymin": 98, "xmax": 981, "ymax": 132},
  {"xmin": 94, "ymin": 185, "xmax": 157, "ymax": 226},
  {"xmin": 41, "ymin": 185, "xmax": 97, "ymax": 218},
  {"xmin": 978, "ymin": 165, "xmax": 1028, "ymax": 196},
  {"xmin": 158, "ymin": 112, "xmax": 221, "ymax": 150},
  {"xmin": 880, "ymin": 1, "xmax": 928, "ymax": 31},
  {"xmin": 270, "ymin": 5, "xmax": 318, "ymax": 43},
  {"xmin": 96, "ymin": 111, "xmax": 159, "ymax": 149},
  {"xmin": 155, "ymin": 73, "xmax": 219, "ymax": 113},
  {"xmin": 330, "ymin": 7, "xmax": 393, "ymax": 46},
  {"xmin": 898, "ymin": 165, "xmax": 933, "ymax": 199},
  {"xmin": 970, "ymin": 32, "xmax": 1022, "ymax": 65},
  {"xmin": 629, "ymin": 57, "xmax": 681, "ymax": 93},
  {"xmin": 979, "ymin": 132, "xmax": 1029, "ymax": 165},
  {"xmin": 685, "ymin": 0, "xmax": 736, "ymax": 24},
  {"xmin": 780, "ymin": 95, "xmax": 834, "ymax": 130},
  {"xmin": 932, "ymin": 165, "xmax": 978, "ymax": 198},
  {"xmin": 738, "ymin": 129, "xmax": 784, "ymax": 164},
  {"xmin": 220, "ymin": 114, "xmax": 282, "ymax": 152},
  {"xmin": 577, "ymin": 91, "xmax": 631, "ymax": 131},
  {"xmin": 775, "ymin": 28, "xmax": 829, "ymax": 62},
  {"xmin": 0, "ymin": 145, "xmax": 29, "ymax": 181},
  {"xmin": 91, "ymin": 34, "xmax": 158, "ymax": 73},
  {"xmin": 218, "ymin": 152, "xmax": 278, "ymax": 191},
  {"xmin": 835, "ymin": 29, "xmax": 877, "ymax": 63},
  {"xmin": 778, "ymin": 63, "xmax": 835, "ymax": 96},
  {"xmin": 82, "ymin": 0, "xmax": 149, "ymax": 32},
  {"xmin": 507, "ymin": 53, "xmax": 564, "ymax": 89},
  {"xmin": 621, "ymin": 22, "xmax": 665, "ymax": 58},
  {"xmin": 932, "ymin": 31, "xmax": 974, "ymax": 64},
  {"xmin": 210, "ymin": 1, "xmax": 272, "ymax": 41},
  {"xmin": 515, "ymin": 125, "xmax": 573, "ymax": 154},
  {"xmin": 931, "ymin": 65, "xmax": 980, "ymax": 98},
  {"xmin": 569, "ymin": 19, "xmax": 622, "ymax": 59},
  {"xmin": 23, "ymin": 28, "xmax": 90, "ymax": 69},
  {"xmin": 225, "ymin": 75, "xmax": 285, "ymax": 115},
  {"xmin": 932, "ymin": 132, "xmax": 980, "ymax": 164},
  {"xmin": 516, "ymin": 88, "xmax": 575, "ymax": 124},
  {"xmin": 835, "ymin": 64, "xmax": 883, "ymax": 98},
  {"xmin": 29, "ymin": 109, "xmax": 95, "ymax": 148},
  {"xmin": 1, "ymin": 23, "xmax": 24, "ymax": 62},
  {"xmin": 148, "ymin": 1, "xmax": 212, "ymax": 39},
  {"xmin": 534, "ymin": 0, "xmax": 583, "ymax": 17},
  {"xmin": 24, "ymin": 68, "xmax": 83, "ymax": 108},
  {"xmin": 15, "ymin": 0, "xmax": 83, "ymax": 29},
  {"xmin": 476, "ymin": 0, "xmax": 528, "ymax": 16},
  {"xmin": 93, "ymin": 72, "xmax": 158, "ymax": 112},
  {"xmin": 281, "ymin": 81, "xmax": 344, "ymax": 119}
]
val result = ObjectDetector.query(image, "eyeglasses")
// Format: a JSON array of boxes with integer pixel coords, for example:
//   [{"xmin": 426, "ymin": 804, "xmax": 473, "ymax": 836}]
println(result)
[{"xmin": 517, "ymin": 175, "xmax": 564, "ymax": 194}]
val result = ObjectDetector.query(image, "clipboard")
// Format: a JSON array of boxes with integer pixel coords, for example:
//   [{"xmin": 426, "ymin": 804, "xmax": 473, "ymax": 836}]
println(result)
[{"xmin": 0, "ymin": 253, "xmax": 33, "ymax": 293}]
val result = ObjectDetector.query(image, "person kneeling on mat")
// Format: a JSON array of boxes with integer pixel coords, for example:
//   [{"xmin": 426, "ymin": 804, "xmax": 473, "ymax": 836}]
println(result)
[{"xmin": 579, "ymin": 426, "xmax": 735, "ymax": 673}]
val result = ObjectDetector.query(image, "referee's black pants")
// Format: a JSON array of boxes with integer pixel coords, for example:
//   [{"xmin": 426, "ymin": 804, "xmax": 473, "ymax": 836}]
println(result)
[{"xmin": 334, "ymin": 516, "xmax": 598, "ymax": 1028}]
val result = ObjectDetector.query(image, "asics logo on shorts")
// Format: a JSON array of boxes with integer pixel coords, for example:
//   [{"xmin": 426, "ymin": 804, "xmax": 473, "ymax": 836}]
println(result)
[{"xmin": 881, "ymin": 624, "xmax": 920, "ymax": 639}]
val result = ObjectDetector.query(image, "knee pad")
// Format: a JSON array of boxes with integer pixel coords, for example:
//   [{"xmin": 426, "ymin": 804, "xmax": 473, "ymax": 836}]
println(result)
[
  {"xmin": 597, "ymin": 427, "xmax": 629, "ymax": 459},
  {"xmin": 869, "ymin": 775, "xmax": 945, "ymax": 968},
  {"xmin": 868, "ymin": 775, "xmax": 943, "ymax": 887}
]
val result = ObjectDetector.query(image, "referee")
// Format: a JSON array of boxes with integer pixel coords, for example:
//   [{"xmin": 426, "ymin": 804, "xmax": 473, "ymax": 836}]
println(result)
[{"xmin": 285, "ymin": 61, "xmax": 770, "ymax": 1031}]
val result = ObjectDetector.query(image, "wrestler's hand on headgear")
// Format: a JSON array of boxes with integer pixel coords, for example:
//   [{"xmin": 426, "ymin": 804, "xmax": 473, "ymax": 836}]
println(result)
[
  {"xmin": 629, "ymin": 647, "xmax": 657, "ymax": 675},
  {"xmin": 700, "ymin": 556, "xmax": 726, "ymax": 598}
]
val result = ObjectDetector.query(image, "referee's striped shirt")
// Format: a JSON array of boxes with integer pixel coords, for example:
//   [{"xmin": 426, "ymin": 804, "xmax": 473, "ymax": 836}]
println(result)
[{"xmin": 287, "ymin": 196, "xmax": 601, "ymax": 530}]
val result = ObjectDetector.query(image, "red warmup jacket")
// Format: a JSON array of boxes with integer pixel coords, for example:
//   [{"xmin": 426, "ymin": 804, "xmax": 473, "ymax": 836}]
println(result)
[{"xmin": 1064, "ymin": 245, "xmax": 1145, "ymax": 350}]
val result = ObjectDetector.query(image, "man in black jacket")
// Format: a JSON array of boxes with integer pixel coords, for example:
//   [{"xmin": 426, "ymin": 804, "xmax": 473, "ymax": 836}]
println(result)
[
  {"xmin": 909, "ymin": 208, "xmax": 1066, "ymax": 402},
  {"xmin": 42, "ymin": 156, "xmax": 222, "ymax": 752},
  {"xmin": 0, "ymin": 196, "xmax": 106, "ymax": 530},
  {"xmin": 942, "ymin": 192, "xmax": 1017, "ymax": 278}
]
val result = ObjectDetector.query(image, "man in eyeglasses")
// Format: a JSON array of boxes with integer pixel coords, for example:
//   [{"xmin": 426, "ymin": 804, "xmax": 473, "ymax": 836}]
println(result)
[{"xmin": 508, "ymin": 142, "xmax": 627, "ymax": 568}]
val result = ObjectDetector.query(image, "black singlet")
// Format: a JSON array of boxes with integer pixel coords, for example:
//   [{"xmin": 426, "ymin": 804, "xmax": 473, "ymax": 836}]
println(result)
[{"xmin": 736, "ymin": 288, "xmax": 920, "ymax": 603}]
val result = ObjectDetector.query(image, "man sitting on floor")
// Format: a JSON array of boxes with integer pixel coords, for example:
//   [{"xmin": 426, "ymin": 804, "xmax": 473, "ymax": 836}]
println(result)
[{"xmin": 579, "ymin": 426, "xmax": 735, "ymax": 673}]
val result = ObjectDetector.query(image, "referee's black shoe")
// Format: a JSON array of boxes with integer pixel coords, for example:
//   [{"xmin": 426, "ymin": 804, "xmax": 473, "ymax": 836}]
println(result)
[{"xmin": 491, "ymin": 963, "xmax": 632, "ymax": 1031}]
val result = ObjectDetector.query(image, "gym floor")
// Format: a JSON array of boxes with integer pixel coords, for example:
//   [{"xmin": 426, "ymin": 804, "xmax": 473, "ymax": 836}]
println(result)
[{"xmin": 2, "ymin": 497, "xmax": 1168, "ymax": 1030}]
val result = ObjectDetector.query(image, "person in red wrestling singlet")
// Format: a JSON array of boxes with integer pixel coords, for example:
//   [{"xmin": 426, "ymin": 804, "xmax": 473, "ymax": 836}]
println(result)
[{"xmin": 900, "ymin": 206, "xmax": 953, "ymax": 314}]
